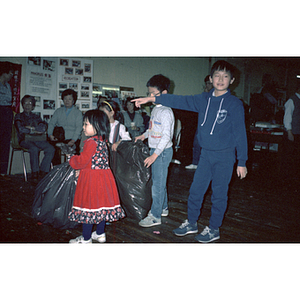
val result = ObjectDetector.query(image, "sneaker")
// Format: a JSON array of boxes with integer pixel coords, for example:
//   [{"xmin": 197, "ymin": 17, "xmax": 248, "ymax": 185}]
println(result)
[
  {"xmin": 161, "ymin": 208, "xmax": 169, "ymax": 217},
  {"xmin": 91, "ymin": 231, "xmax": 106, "ymax": 243},
  {"xmin": 195, "ymin": 226, "xmax": 220, "ymax": 243},
  {"xmin": 171, "ymin": 159, "xmax": 181, "ymax": 165},
  {"xmin": 173, "ymin": 220, "xmax": 198, "ymax": 236},
  {"xmin": 185, "ymin": 164, "xmax": 197, "ymax": 170},
  {"xmin": 69, "ymin": 235, "xmax": 92, "ymax": 244},
  {"xmin": 139, "ymin": 212, "xmax": 161, "ymax": 227}
]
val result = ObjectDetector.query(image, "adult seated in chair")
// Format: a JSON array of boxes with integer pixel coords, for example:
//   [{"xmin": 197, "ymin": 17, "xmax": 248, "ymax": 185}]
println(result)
[
  {"xmin": 47, "ymin": 88, "xmax": 83, "ymax": 165},
  {"xmin": 14, "ymin": 95, "xmax": 55, "ymax": 183}
]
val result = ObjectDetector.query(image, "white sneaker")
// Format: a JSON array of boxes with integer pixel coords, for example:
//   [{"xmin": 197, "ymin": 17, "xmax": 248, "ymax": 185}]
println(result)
[
  {"xmin": 139, "ymin": 212, "xmax": 161, "ymax": 227},
  {"xmin": 185, "ymin": 164, "xmax": 197, "ymax": 170},
  {"xmin": 172, "ymin": 159, "xmax": 181, "ymax": 165},
  {"xmin": 161, "ymin": 208, "xmax": 169, "ymax": 217},
  {"xmin": 91, "ymin": 231, "xmax": 106, "ymax": 243},
  {"xmin": 69, "ymin": 235, "xmax": 92, "ymax": 244}
]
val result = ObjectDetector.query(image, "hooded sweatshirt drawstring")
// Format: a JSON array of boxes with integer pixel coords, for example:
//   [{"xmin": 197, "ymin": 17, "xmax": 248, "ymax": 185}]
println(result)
[
  {"xmin": 200, "ymin": 97, "xmax": 211, "ymax": 126},
  {"xmin": 200, "ymin": 97, "xmax": 225, "ymax": 135},
  {"xmin": 210, "ymin": 98, "xmax": 224, "ymax": 135}
]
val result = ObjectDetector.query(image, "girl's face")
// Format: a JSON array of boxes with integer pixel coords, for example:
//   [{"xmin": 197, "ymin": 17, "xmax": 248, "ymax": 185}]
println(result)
[
  {"xmin": 63, "ymin": 94, "xmax": 74, "ymax": 108},
  {"xmin": 126, "ymin": 101, "xmax": 135, "ymax": 113},
  {"xmin": 100, "ymin": 107, "xmax": 114, "ymax": 123},
  {"xmin": 83, "ymin": 119, "xmax": 96, "ymax": 137}
]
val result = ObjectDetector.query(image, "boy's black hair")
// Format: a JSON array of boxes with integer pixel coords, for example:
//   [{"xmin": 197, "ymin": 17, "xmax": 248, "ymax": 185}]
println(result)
[
  {"xmin": 98, "ymin": 100, "xmax": 124, "ymax": 124},
  {"xmin": 146, "ymin": 74, "xmax": 171, "ymax": 93},
  {"xmin": 0, "ymin": 61, "xmax": 14, "ymax": 76},
  {"xmin": 83, "ymin": 109, "xmax": 110, "ymax": 141},
  {"xmin": 210, "ymin": 60, "xmax": 236, "ymax": 79},
  {"xmin": 62, "ymin": 88, "xmax": 78, "ymax": 104},
  {"xmin": 21, "ymin": 95, "xmax": 36, "ymax": 109}
]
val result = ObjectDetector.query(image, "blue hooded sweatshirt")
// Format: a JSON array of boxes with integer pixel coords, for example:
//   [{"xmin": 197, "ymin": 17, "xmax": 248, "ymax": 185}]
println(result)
[{"xmin": 155, "ymin": 89, "xmax": 248, "ymax": 167}]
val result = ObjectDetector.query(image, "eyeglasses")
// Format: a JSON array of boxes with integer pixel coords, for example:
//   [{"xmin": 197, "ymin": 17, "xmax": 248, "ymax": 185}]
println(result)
[{"xmin": 146, "ymin": 91, "xmax": 161, "ymax": 97}]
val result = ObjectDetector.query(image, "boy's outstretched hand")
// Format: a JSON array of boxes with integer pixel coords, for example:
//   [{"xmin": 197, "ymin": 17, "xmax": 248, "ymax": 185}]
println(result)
[
  {"xmin": 237, "ymin": 166, "xmax": 247, "ymax": 179},
  {"xmin": 131, "ymin": 96, "xmax": 155, "ymax": 108}
]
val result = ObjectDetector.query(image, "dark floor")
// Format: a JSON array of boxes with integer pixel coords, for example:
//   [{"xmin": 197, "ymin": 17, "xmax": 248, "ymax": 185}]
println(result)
[{"xmin": 1, "ymin": 150, "xmax": 299, "ymax": 244}]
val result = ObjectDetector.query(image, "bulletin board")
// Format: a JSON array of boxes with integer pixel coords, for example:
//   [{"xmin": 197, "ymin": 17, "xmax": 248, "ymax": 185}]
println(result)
[{"xmin": 25, "ymin": 57, "xmax": 93, "ymax": 120}]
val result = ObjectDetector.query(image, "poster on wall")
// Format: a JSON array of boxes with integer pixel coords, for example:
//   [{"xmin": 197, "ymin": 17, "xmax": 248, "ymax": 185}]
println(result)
[
  {"xmin": 57, "ymin": 58, "xmax": 93, "ymax": 114},
  {"xmin": 25, "ymin": 57, "xmax": 58, "ymax": 121},
  {"xmin": 10, "ymin": 63, "xmax": 22, "ymax": 113}
]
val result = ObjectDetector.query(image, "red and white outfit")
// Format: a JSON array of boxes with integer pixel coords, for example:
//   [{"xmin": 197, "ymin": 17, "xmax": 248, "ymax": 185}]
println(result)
[{"xmin": 68, "ymin": 136, "xmax": 125, "ymax": 224}]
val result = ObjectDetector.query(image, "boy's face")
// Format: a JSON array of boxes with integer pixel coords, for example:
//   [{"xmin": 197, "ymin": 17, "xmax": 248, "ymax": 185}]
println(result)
[
  {"xmin": 210, "ymin": 69, "xmax": 235, "ymax": 96},
  {"xmin": 147, "ymin": 86, "xmax": 168, "ymax": 97}
]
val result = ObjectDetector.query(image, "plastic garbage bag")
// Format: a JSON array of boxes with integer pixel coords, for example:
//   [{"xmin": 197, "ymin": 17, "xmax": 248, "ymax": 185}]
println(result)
[
  {"xmin": 32, "ymin": 162, "xmax": 78, "ymax": 229},
  {"xmin": 110, "ymin": 140, "xmax": 152, "ymax": 221}
]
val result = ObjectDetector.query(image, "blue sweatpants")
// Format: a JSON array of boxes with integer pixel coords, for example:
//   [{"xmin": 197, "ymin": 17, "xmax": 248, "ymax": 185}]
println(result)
[
  {"xmin": 82, "ymin": 221, "xmax": 106, "ymax": 240},
  {"xmin": 187, "ymin": 148, "xmax": 235, "ymax": 229}
]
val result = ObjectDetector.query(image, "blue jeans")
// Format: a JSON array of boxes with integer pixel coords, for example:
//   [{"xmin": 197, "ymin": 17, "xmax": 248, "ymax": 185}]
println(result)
[
  {"xmin": 150, "ymin": 147, "xmax": 173, "ymax": 219},
  {"xmin": 20, "ymin": 140, "xmax": 55, "ymax": 173},
  {"xmin": 187, "ymin": 148, "xmax": 235, "ymax": 229}
]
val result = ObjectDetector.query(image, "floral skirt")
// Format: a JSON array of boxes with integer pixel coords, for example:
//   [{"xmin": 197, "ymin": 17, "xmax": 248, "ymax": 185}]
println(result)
[{"xmin": 68, "ymin": 205, "xmax": 125, "ymax": 224}]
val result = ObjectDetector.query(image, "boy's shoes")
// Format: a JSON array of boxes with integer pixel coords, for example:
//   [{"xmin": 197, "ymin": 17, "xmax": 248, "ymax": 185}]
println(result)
[
  {"xmin": 139, "ymin": 212, "xmax": 161, "ymax": 227},
  {"xmin": 195, "ymin": 226, "xmax": 220, "ymax": 243},
  {"xmin": 91, "ymin": 231, "xmax": 106, "ymax": 243},
  {"xmin": 69, "ymin": 235, "xmax": 92, "ymax": 244},
  {"xmin": 161, "ymin": 208, "xmax": 169, "ymax": 217},
  {"xmin": 173, "ymin": 220, "xmax": 198, "ymax": 236},
  {"xmin": 185, "ymin": 164, "xmax": 197, "ymax": 170}
]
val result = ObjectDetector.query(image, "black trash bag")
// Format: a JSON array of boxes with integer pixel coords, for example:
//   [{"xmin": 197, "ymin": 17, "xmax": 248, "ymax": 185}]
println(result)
[
  {"xmin": 110, "ymin": 140, "xmax": 152, "ymax": 221},
  {"xmin": 32, "ymin": 162, "xmax": 78, "ymax": 229}
]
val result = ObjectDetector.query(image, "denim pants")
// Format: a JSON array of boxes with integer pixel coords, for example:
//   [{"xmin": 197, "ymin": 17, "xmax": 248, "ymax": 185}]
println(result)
[
  {"xmin": 187, "ymin": 148, "xmax": 235, "ymax": 229},
  {"xmin": 20, "ymin": 140, "xmax": 55, "ymax": 173},
  {"xmin": 150, "ymin": 147, "xmax": 173, "ymax": 219}
]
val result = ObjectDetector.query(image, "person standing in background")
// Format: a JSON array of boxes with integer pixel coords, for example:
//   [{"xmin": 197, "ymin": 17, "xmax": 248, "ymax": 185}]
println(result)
[{"xmin": 0, "ymin": 61, "xmax": 14, "ymax": 178}]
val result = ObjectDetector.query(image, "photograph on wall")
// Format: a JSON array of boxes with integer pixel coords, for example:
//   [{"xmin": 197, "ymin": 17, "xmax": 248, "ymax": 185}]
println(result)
[
  {"xmin": 65, "ymin": 68, "xmax": 73, "ymax": 75},
  {"xmin": 83, "ymin": 76, "xmax": 92, "ymax": 83},
  {"xmin": 72, "ymin": 60, "xmax": 81, "ymax": 67},
  {"xmin": 81, "ymin": 84, "xmax": 89, "ymax": 90},
  {"xmin": 28, "ymin": 57, "xmax": 41, "ymax": 66},
  {"xmin": 81, "ymin": 91, "xmax": 89, "ymax": 98},
  {"xmin": 59, "ymin": 83, "xmax": 68, "ymax": 89},
  {"xmin": 84, "ymin": 63, "xmax": 91, "ymax": 73},
  {"xmin": 43, "ymin": 59, "xmax": 56, "ymax": 72},
  {"xmin": 81, "ymin": 102, "xmax": 90, "ymax": 109},
  {"xmin": 33, "ymin": 96, "xmax": 41, "ymax": 107},
  {"xmin": 69, "ymin": 83, "xmax": 78, "ymax": 89},
  {"xmin": 75, "ymin": 68, "xmax": 83, "ymax": 75},
  {"xmin": 43, "ymin": 114, "xmax": 51, "ymax": 123},
  {"xmin": 43, "ymin": 99, "xmax": 55, "ymax": 110},
  {"xmin": 60, "ymin": 59, "xmax": 69, "ymax": 66}
]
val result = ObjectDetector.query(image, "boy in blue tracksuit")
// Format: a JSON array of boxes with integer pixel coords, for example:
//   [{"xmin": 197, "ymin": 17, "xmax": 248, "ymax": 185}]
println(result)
[{"xmin": 132, "ymin": 60, "xmax": 248, "ymax": 242}]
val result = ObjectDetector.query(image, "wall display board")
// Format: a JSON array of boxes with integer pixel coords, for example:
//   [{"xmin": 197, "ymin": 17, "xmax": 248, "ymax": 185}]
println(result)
[
  {"xmin": 57, "ymin": 58, "xmax": 93, "ymax": 115},
  {"xmin": 25, "ymin": 57, "xmax": 58, "ymax": 120},
  {"xmin": 25, "ymin": 57, "xmax": 93, "ymax": 119}
]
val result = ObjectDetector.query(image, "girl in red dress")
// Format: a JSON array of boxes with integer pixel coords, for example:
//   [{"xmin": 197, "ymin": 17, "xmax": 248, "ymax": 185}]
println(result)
[{"xmin": 68, "ymin": 110, "xmax": 125, "ymax": 244}]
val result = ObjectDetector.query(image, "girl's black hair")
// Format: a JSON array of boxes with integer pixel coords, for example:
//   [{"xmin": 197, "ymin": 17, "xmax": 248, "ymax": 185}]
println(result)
[
  {"xmin": 124, "ymin": 97, "xmax": 137, "ymax": 111},
  {"xmin": 98, "ymin": 100, "xmax": 124, "ymax": 124},
  {"xmin": 83, "ymin": 109, "xmax": 110, "ymax": 141}
]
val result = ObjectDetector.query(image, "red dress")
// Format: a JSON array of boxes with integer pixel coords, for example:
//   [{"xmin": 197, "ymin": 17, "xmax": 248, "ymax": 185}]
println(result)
[{"xmin": 68, "ymin": 136, "xmax": 125, "ymax": 224}]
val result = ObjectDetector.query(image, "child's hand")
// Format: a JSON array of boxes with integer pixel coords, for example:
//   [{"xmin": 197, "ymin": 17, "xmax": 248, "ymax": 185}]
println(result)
[
  {"xmin": 144, "ymin": 153, "xmax": 158, "ymax": 168},
  {"xmin": 75, "ymin": 170, "xmax": 80, "ymax": 178},
  {"xmin": 134, "ymin": 134, "xmax": 145, "ymax": 142},
  {"xmin": 237, "ymin": 166, "xmax": 247, "ymax": 179},
  {"xmin": 112, "ymin": 141, "xmax": 121, "ymax": 151},
  {"xmin": 131, "ymin": 97, "xmax": 155, "ymax": 108}
]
